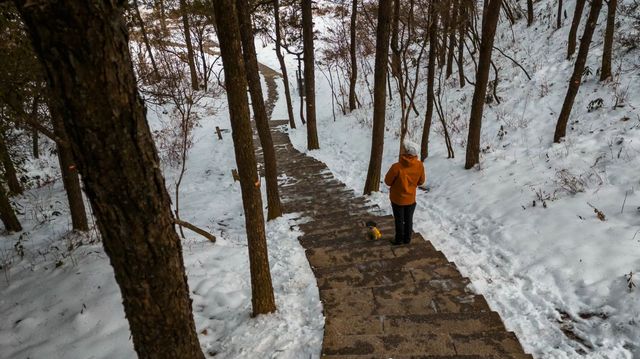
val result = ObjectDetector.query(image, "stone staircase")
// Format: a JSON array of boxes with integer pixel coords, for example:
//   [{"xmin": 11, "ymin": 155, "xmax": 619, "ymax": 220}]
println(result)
[{"xmin": 250, "ymin": 119, "xmax": 533, "ymax": 358}]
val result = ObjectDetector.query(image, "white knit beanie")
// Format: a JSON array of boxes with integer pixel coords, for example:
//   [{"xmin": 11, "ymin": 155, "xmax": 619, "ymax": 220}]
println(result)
[{"xmin": 403, "ymin": 139, "xmax": 420, "ymax": 157}]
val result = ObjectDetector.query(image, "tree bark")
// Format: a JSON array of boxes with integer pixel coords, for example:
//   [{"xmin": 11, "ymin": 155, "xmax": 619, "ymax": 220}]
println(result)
[
  {"xmin": 420, "ymin": 4, "xmax": 437, "ymax": 161},
  {"xmin": 464, "ymin": 0, "xmax": 502, "ymax": 169},
  {"xmin": 527, "ymin": 0, "xmax": 534, "ymax": 26},
  {"xmin": 302, "ymin": 0, "xmax": 319, "ymax": 150},
  {"xmin": 236, "ymin": 0, "xmax": 283, "ymax": 221},
  {"xmin": 180, "ymin": 0, "xmax": 199, "ymax": 90},
  {"xmin": 348, "ymin": 0, "xmax": 358, "ymax": 112},
  {"xmin": 0, "ymin": 182, "xmax": 21, "ymax": 232},
  {"xmin": 567, "ymin": 0, "xmax": 586, "ymax": 60},
  {"xmin": 212, "ymin": 0, "xmax": 277, "ymax": 316},
  {"xmin": 363, "ymin": 0, "xmax": 393, "ymax": 195},
  {"xmin": 273, "ymin": 0, "xmax": 296, "ymax": 128},
  {"xmin": 49, "ymin": 100, "xmax": 89, "ymax": 232},
  {"xmin": 14, "ymin": 2, "xmax": 204, "ymax": 358},
  {"xmin": 554, "ymin": 0, "xmax": 603, "ymax": 142},
  {"xmin": 600, "ymin": 0, "xmax": 616, "ymax": 81},
  {"xmin": 0, "ymin": 130, "xmax": 23, "ymax": 195}
]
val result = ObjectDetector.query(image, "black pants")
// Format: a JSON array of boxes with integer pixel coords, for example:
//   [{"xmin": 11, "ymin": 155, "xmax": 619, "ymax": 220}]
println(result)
[{"xmin": 391, "ymin": 202, "xmax": 416, "ymax": 244}]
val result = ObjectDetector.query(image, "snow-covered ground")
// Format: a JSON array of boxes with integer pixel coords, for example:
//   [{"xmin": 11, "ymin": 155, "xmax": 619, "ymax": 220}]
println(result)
[
  {"xmin": 268, "ymin": 1, "xmax": 640, "ymax": 358},
  {"xmin": 0, "ymin": 38, "xmax": 323, "ymax": 359}
]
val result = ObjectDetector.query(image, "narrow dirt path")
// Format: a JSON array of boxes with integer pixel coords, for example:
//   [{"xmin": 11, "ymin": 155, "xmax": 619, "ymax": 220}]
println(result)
[{"xmin": 257, "ymin": 66, "xmax": 532, "ymax": 358}]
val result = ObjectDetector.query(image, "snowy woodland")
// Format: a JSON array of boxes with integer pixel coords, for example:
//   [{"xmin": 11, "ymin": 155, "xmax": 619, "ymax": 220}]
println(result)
[{"xmin": 0, "ymin": 0, "xmax": 639, "ymax": 358}]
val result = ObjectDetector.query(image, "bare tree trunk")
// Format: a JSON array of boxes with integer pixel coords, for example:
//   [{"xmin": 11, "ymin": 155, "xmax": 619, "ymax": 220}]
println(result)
[
  {"xmin": 133, "ymin": 0, "xmax": 159, "ymax": 79},
  {"xmin": 554, "ymin": 0, "xmax": 603, "ymax": 142},
  {"xmin": 557, "ymin": 0, "xmax": 563, "ymax": 29},
  {"xmin": 49, "ymin": 100, "xmax": 89, "ymax": 232},
  {"xmin": 0, "ymin": 183, "xmax": 21, "ymax": 232},
  {"xmin": 302, "ymin": 0, "xmax": 319, "ymax": 150},
  {"xmin": 600, "ymin": 0, "xmax": 616, "ymax": 81},
  {"xmin": 31, "ymin": 94, "xmax": 39, "ymax": 159},
  {"xmin": 273, "ymin": 0, "xmax": 296, "ymax": 129},
  {"xmin": 446, "ymin": 0, "xmax": 458, "ymax": 79},
  {"xmin": 212, "ymin": 0, "xmax": 277, "ymax": 316},
  {"xmin": 464, "ymin": 0, "xmax": 502, "ymax": 169},
  {"xmin": 390, "ymin": 0, "xmax": 402, "ymax": 78},
  {"xmin": 420, "ymin": 4, "xmax": 437, "ymax": 161},
  {"xmin": 363, "ymin": 0, "xmax": 392, "ymax": 195},
  {"xmin": 237, "ymin": 0, "xmax": 283, "ymax": 220},
  {"xmin": 457, "ymin": 1, "xmax": 466, "ymax": 87},
  {"xmin": 567, "ymin": 0, "xmax": 586, "ymax": 59},
  {"xmin": 527, "ymin": 0, "xmax": 534, "ymax": 26},
  {"xmin": 14, "ymin": 2, "xmax": 205, "ymax": 357},
  {"xmin": 180, "ymin": 0, "xmax": 199, "ymax": 90},
  {"xmin": 348, "ymin": 0, "xmax": 358, "ymax": 112},
  {"xmin": 0, "ymin": 130, "xmax": 22, "ymax": 195}
]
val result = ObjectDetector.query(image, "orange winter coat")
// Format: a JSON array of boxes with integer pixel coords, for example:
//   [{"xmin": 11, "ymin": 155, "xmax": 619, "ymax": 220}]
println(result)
[{"xmin": 384, "ymin": 154, "xmax": 425, "ymax": 205}]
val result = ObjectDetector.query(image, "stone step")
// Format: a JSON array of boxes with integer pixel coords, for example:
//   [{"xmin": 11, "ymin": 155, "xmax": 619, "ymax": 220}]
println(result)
[{"xmin": 321, "ymin": 331, "xmax": 528, "ymax": 357}]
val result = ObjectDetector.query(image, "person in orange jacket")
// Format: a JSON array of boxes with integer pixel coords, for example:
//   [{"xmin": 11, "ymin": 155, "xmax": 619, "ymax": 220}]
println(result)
[{"xmin": 384, "ymin": 140, "xmax": 425, "ymax": 245}]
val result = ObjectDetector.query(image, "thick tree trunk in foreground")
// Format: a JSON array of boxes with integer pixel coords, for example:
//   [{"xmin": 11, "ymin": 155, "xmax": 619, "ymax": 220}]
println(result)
[
  {"xmin": 236, "ymin": 0, "xmax": 283, "ymax": 220},
  {"xmin": 420, "ymin": 5, "xmax": 437, "ymax": 161},
  {"xmin": 363, "ymin": 0, "xmax": 392, "ymax": 195},
  {"xmin": 212, "ymin": 0, "xmax": 277, "ymax": 316},
  {"xmin": 554, "ymin": 0, "xmax": 603, "ymax": 142},
  {"xmin": 180, "ymin": 0, "xmax": 199, "ymax": 90},
  {"xmin": 302, "ymin": 0, "xmax": 319, "ymax": 150},
  {"xmin": 464, "ymin": 0, "xmax": 502, "ymax": 169},
  {"xmin": 0, "ymin": 130, "xmax": 22, "ymax": 195},
  {"xmin": 567, "ymin": 0, "xmax": 586, "ymax": 59},
  {"xmin": 600, "ymin": 0, "xmax": 616, "ymax": 81},
  {"xmin": 348, "ymin": 0, "xmax": 358, "ymax": 112},
  {"xmin": 49, "ymin": 100, "xmax": 89, "ymax": 232},
  {"xmin": 14, "ymin": 2, "xmax": 204, "ymax": 358},
  {"xmin": 274, "ymin": 0, "xmax": 296, "ymax": 128},
  {"xmin": 0, "ymin": 183, "xmax": 21, "ymax": 232}
]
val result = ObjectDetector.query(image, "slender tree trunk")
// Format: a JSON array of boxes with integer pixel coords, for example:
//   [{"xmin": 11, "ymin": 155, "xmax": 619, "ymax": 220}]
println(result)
[
  {"xmin": 554, "ymin": 0, "xmax": 603, "ymax": 142},
  {"xmin": 464, "ymin": 0, "xmax": 502, "ymax": 169},
  {"xmin": 363, "ymin": 0, "xmax": 392, "ymax": 195},
  {"xmin": 180, "ymin": 0, "xmax": 199, "ymax": 90},
  {"xmin": 557, "ymin": 0, "xmax": 563, "ymax": 29},
  {"xmin": 212, "ymin": 0, "xmax": 277, "ymax": 316},
  {"xmin": 32, "ymin": 129, "xmax": 39, "ymax": 158},
  {"xmin": 527, "ymin": 0, "xmax": 534, "ymax": 26},
  {"xmin": 348, "ymin": 0, "xmax": 358, "ymax": 112},
  {"xmin": 390, "ymin": 0, "xmax": 402, "ymax": 78},
  {"xmin": 446, "ymin": 0, "xmax": 458, "ymax": 79},
  {"xmin": 567, "ymin": 0, "xmax": 586, "ymax": 60},
  {"xmin": 0, "ymin": 183, "xmax": 21, "ymax": 232},
  {"xmin": 600, "ymin": 0, "xmax": 616, "ymax": 81},
  {"xmin": 133, "ymin": 0, "xmax": 159, "ymax": 79},
  {"xmin": 421, "ymin": 4, "xmax": 437, "ymax": 161},
  {"xmin": 49, "ymin": 100, "xmax": 89, "ymax": 232},
  {"xmin": 302, "ymin": 0, "xmax": 319, "ymax": 150},
  {"xmin": 0, "ymin": 130, "xmax": 22, "ymax": 195},
  {"xmin": 273, "ymin": 0, "xmax": 296, "ymax": 129},
  {"xmin": 457, "ymin": 1, "xmax": 466, "ymax": 87},
  {"xmin": 236, "ymin": 0, "xmax": 283, "ymax": 220},
  {"xmin": 14, "ymin": 2, "xmax": 205, "ymax": 358}
]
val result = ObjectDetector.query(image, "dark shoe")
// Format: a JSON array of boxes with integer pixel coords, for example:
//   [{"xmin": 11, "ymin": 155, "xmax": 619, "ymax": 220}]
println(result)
[
  {"xmin": 391, "ymin": 240, "xmax": 403, "ymax": 246},
  {"xmin": 403, "ymin": 239, "xmax": 411, "ymax": 244}
]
